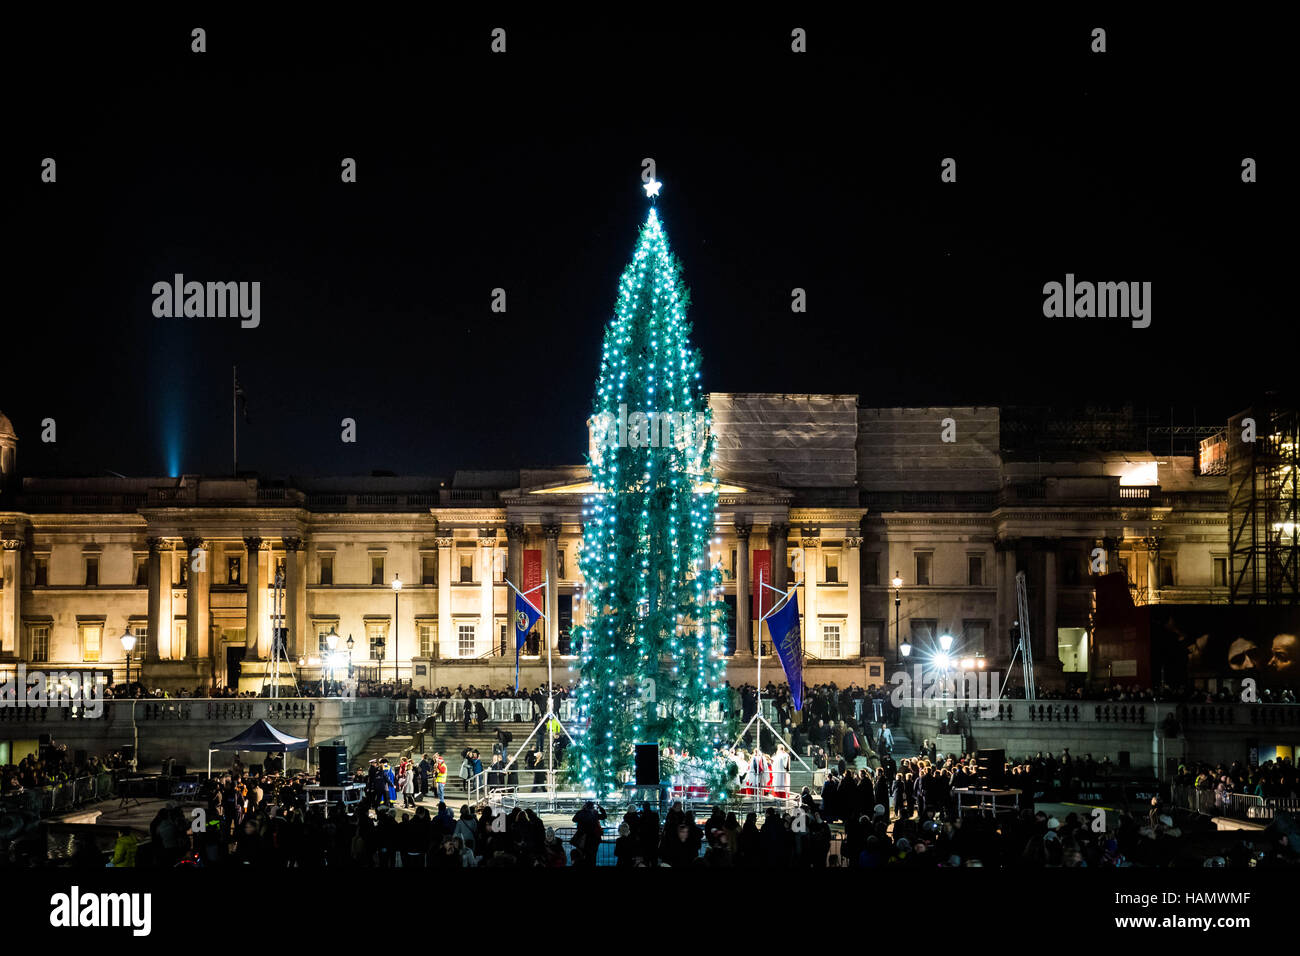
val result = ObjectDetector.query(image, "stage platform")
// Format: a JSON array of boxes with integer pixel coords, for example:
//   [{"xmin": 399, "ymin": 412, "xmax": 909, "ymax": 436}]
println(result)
[{"xmin": 486, "ymin": 784, "xmax": 801, "ymax": 816}]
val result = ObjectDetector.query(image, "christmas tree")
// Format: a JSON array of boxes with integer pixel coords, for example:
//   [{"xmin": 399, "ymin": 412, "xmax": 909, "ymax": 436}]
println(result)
[{"xmin": 570, "ymin": 195, "xmax": 732, "ymax": 797}]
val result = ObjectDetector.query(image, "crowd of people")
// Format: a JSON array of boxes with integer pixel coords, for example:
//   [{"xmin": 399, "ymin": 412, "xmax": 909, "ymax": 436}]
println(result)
[
  {"xmin": 1, "ymin": 744, "xmax": 129, "ymax": 794},
  {"xmin": 1173, "ymin": 758, "xmax": 1300, "ymax": 803}
]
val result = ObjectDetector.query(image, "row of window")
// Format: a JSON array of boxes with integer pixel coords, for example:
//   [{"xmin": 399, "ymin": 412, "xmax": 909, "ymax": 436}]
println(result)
[
  {"xmin": 27, "ymin": 624, "xmax": 147, "ymax": 664},
  {"xmin": 15, "ymin": 547, "xmax": 1240, "ymax": 592}
]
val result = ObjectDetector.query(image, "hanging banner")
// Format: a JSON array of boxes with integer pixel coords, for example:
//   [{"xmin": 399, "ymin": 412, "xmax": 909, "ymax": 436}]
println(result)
[
  {"xmin": 524, "ymin": 549, "xmax": 543, "ymax": 596},
  {"xmin": 766, "ymin": 591, "xmax": 803, "ymax": 710},
  {"xmin": 753, "ymin": 549, "xmax": 771, "ymax": 621}
]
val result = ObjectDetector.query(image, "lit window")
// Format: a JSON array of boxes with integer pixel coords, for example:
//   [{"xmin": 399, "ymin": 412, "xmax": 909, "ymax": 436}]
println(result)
[
  {"xmin": 31, "ymin": 626, "xmax": 51, "ymax": 662},
  {"xmin": 81, "ymin": 625, "xmax": 102, "ymax": 663}
]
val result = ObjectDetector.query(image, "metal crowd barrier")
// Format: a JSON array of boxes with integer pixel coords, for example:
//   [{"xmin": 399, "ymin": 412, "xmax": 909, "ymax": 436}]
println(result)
[{"xmin": 18, "ymin": 772, "xmax": 118, "ymax": 816}]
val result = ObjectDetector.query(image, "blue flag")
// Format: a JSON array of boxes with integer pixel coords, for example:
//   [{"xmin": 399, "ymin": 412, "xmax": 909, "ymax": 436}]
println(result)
[
  {"xmin": 513, "ymin": 592, "xmax": 542, "ymax": 693},
  {"xmin": 765, "ymin": 591, "xmax": 803, "ymax": 711},
  {"xmin": 515, "ymin": 594, "xmax": 542, "ymax": 650}
]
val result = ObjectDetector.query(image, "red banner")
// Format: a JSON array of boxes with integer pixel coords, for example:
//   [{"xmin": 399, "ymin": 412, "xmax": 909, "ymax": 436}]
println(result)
[
  {"xmin": 523, "ymin": 549, "xmax": 543, "ymax": 608},
  {"xmin": 753, "ymin": 549, "xmax": 771, "ymax": 621}
]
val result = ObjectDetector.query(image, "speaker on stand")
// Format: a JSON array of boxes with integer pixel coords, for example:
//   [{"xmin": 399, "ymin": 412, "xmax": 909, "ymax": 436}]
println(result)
[{"xmin": 318, "ymin": 744, "xmax": 349, "ymax": 786}]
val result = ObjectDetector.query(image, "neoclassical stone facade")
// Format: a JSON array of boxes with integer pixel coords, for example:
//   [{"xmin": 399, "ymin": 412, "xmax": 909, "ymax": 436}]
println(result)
[{"xmin": 0, "ymin": 397, "xmax": 1239, "ymax": 693}]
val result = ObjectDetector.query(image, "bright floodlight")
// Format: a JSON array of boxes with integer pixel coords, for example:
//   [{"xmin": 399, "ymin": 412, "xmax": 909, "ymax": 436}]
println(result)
[
  {"xmin": 935, "ymin": 652, "xmax": 951, "ymax": 669},
  {"xmin": 326, "ymin": 629, "xmax": 339, "ymax": 650},
  {"xmin": 939, "ymin": 633, "xmax": 954, "ymax": 652},
  {"xmin": 119, "ymin": 633, "xmax": 136, "ymax": 653}
]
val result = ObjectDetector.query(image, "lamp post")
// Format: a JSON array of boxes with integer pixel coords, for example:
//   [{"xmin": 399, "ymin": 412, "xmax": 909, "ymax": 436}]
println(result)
[
  {"xmin": 391, "ymin": 574, "xmax": 403, "ymax": 690},
  {"xmin": 119, "ymin": 632, "xmax": 136, "ymax": 690},
  {"xmin": 892, "ymin": 572, "xmax": 903, "ymax": 665}
]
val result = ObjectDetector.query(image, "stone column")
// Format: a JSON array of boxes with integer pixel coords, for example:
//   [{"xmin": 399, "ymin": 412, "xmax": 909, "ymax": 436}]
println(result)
[
  {"xmin": 435, "ymin": 537, "xmax": 454, "ymax": 657},
  {"xmin": 734, "ymin": 521, "xmax": 752, "ymax": 655},
  {"xmin": 771, "ymin": 521, "xmax": 790, "ymax": 594},
  {"xmin": 1043, "ymin": 538, "xmax": 1059, "ymax": 665},
  {"xmin": 2, "ymin": 537, "xmax": 24, "ymax": 657},
  {"xmin": 543, "ymin": 521, "xmax": 562, "ymax": 654},
  {"xmin": 283, "ymin": 537, "xmax": 305, "ymax": 659},
  {"xmin": 146, "ymin": 537, "xmax": 171, "ymax": 662},
  {"xmin": 244, "ymin": 536, "xmax": 263, "ymax": 657},
  {"xmin": 801, "ymin": 530, "xmax": 820, "ymax": 655},
  {"xmin": 478, "ymin": 530, "xmax": 497, "ymax": 657},
  {"xmin": 846, "ymin": 535, "xmax": 863, "ymax": 660},
  {"xmin": 184, "ymin": 536, "xmax": 209, "ymax": 662},
  {"xmin": 995, "ymin": 537, "xmax": 1017, "ymax": 665},
  {"xmin": 1102, "ymin": 536, "xmax": 1121, "ymax": 578}
]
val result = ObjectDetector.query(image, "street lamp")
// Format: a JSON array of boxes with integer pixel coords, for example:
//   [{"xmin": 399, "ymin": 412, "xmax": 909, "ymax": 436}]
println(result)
[
  {"xmin": 939, "ymin": 633, "xmax": 954, "ymax": 653},
  {"xmin": 119, "ymin": 632, "xmax": 136, "ymax": 689},
  {"xmin": 391, "ymin": 574, "xmax": 403, "ymax": 689},
  {"xmin": 892, "ymin": 572, "xmax": 903, "ymax": 665}
]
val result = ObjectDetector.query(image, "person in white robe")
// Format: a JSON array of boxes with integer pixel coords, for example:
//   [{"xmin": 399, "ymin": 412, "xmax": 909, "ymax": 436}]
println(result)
[{"xmin": 772, "ymin": 745, "xmax": 791, "ymax": 795}]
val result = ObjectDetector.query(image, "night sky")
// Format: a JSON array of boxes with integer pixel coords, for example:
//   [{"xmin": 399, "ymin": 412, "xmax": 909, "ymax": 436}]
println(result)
[{"xmin": 9, "ymin": 11, "xmax": 1285, "ymax": 481}]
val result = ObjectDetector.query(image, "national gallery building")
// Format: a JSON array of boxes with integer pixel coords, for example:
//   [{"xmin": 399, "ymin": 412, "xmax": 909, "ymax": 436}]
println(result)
[{"xmin": 0, "ymin": 397, "xmax": 1269, "ymax": 694}]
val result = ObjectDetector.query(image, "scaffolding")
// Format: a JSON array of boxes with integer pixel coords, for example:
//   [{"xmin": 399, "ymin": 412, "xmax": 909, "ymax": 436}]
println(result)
[{"xmin": 1227, "ymin": 404, "xmax": 1300, "ymax": 605}]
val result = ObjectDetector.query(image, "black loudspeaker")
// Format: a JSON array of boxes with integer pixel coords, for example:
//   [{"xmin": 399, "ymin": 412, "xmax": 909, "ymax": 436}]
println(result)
[
  {"xmin": 319, "ymin": 745, "xmax": 348, "ymax": 786},
  {"xmin": 634, "ymin": 743, "xmax": 660, "ymax": 786},
  {"xmin": 975, "ymin": 748, "xmax": 1006, "ymax": 788}
]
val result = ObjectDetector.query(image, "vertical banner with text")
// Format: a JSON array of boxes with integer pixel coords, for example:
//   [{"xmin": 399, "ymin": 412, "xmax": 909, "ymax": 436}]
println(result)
[{"xmin": 523, "ymin": 549, "xmax": 543, "ymax": 607}]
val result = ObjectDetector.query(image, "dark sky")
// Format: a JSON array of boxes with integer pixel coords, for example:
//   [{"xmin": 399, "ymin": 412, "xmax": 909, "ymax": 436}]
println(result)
[{"xmin": 9, "ymin": 10, "xmax": 1285, "ymax": 480}]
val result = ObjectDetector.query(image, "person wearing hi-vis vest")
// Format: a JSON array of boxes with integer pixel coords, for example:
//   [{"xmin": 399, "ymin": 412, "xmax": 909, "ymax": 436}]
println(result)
[{"xmin": 433, "ymin": 753, "xmax": 448, "ymax": 801}]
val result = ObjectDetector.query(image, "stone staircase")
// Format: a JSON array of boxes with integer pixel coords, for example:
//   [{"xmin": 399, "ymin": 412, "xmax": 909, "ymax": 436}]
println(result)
[
  {"xmin": 888, "ymin": 727, "xmax": 919, "ymax": 760},
  {"xmin": 355, "ymin": 718, "xmax": 544, "ymax": 800}
]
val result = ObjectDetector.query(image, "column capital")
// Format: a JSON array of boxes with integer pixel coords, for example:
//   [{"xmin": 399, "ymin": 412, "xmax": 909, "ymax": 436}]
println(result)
[
  {"xmin": 477, "ymin": 533, "xmax": 498, "ymax": 548},
  {"xmin": 1101, "ymin": 536, "xmax": 1121, "ymax": 553},
  {"xmin": 800, "ymin": 535, "xmax": 820, "ymax": 550},
  {"xmin": 542, "ymin": 521, "xmax": 562, "ymax": 540},
  {"xmin": 845, "ymin": 535, "xmax": 863, "ymax": 548},
  {"xmin": 243, "ymin": 535, "xmax": 264, "ymax": 552},
  {"xmin": 2, "ymin": 537, "xmax": 25, "ymax": 551},
  {"xmin": 434, "ymin": 536, "xmax": 454, "ymax": 549},
  {"xmin": 183, "ymin": 535, "xmax": 205, "ymax": 551},
  {"xmin": 281, "ymin": 535, "xmax": 304, "ymax": 552},
  {"xmin": 769, "ymin": 521, "xmax": 791, "ymax": 537},
  {"xmin": 505, "ymin": 522, "xmax": 526, "ymax": 542},
  {"xmin": 734, "ymin": 521, "xmax": 752, "ymax": 541},
  {"xmin": 146, "ymin": 536, "xmax": 172, "ymax": 553}
]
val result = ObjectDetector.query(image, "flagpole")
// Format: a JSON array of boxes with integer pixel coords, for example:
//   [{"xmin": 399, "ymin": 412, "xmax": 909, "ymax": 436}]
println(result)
[
  {"xmin": 232, "ymin": 365, "xmax": 237, "ymax": 476},
  {"xmin": 735, "ymin": 579, "xmax": 812, "ymax": 791},
  {"xmin": 503, "ymin": 575, "xmax": 566, "ymax": 807}
]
